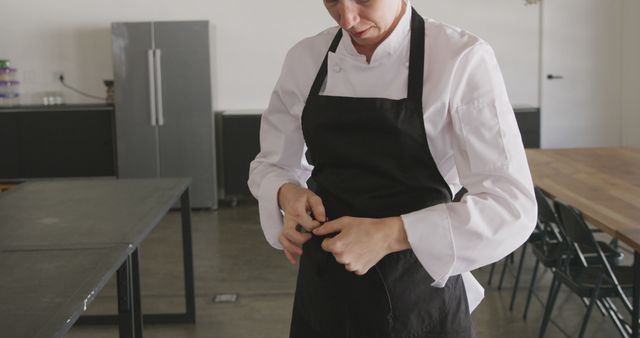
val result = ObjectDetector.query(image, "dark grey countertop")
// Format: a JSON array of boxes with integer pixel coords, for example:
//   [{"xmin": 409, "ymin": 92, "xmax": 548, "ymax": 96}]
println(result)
[
  {"xmin": 0, "ymin": 177, "xmax": 191, "ymax": 338},
  {"xmin": 0, "ymin": 245, "xmax": 131, "ymax": 338},
  {"xmin": 0, "ymin": 178, "xmax": 190, "ymax": 250},
  {"xmin": 0, "ymin": 103, "xmax": 113, "ymax": 113}
]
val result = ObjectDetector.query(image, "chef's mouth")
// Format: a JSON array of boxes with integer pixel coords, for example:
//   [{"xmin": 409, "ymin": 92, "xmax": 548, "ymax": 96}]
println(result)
[{"xmin": 351, "ymin": 27, "xmax": 371, "ymax": 38}]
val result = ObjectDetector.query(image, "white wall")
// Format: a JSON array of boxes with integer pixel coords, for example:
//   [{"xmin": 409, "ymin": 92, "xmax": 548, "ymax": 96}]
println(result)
[
  {"xmin": 622, "ymin": 0, "xmax": 640, "ymax": 148},
  {"xmin": 421, "ymin": 0, "xmax": 540, "ymax": 109},
  {"xmin": 2, "ymin": 0, "xmax": 539, "ymax": 110}
]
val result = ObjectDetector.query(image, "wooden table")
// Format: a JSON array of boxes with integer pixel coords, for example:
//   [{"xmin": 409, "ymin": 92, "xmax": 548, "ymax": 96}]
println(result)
[{"xmin": 526, "ymin": 147, "xmax": 640, "ymax": 336}]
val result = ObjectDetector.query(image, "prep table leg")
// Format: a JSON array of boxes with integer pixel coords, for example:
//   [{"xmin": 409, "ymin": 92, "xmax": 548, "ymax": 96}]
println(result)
[
  {"xmin": 79, "ymin": 186, "xmax": 195, "ymax": 326},
  {"xmin": 131, "ymin": 249, "xmax": 144, "ymax": 337},
  {"xmin": 633, "ymin": 251, "xmax": 639, "ymax": 337},
  {"xmin": 117, "ymin": 255, "xmax": 135, "ymax": 338},
  {"xmin": 180, "ymin": 188, "xmax": 196, "ymax": 323}
]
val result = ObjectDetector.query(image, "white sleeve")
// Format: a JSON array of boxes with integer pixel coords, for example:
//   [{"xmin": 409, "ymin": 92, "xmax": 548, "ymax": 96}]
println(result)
[
  {"xmin": 402, "ymin": 42, "xmax": 537, "ymax": 287},
  {"xmin": 248, "ymin": 50, "xmax": 314, "ymax": 250}
]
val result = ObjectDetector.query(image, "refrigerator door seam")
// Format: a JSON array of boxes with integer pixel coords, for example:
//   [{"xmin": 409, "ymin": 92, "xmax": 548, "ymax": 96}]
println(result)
[
  {"xmin": 154, "ymin": 49, "xmax": 165, "ymax": 126},
  {"xmin": 147, "ymin": 49, "xmax": 157, "ymax": 126}
]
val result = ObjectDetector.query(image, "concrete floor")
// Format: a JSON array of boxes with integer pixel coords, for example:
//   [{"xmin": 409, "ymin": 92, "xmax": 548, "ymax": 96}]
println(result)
[{"xmin": 66, "ymin": 202, "xmax": 629, "ymax": 338}]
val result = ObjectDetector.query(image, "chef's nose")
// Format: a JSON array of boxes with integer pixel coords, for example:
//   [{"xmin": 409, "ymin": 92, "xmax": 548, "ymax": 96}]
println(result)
[{"xmin": 338, "ymin": 1, "xmax": 360, "ymax": 30}]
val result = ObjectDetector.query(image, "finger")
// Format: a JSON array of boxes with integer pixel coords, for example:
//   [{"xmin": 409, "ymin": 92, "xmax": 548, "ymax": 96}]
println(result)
[
  {"xmin": 278, "ymin": 235, "xmax": 301, "ymax": 265},
  {"xmin": 344, "ymin": 263, "xmax": 356, "ymax": 272},
  {"xmin": 283, "ymin": 209, "xmax": 308, "ymax": 225},
  {"xmin": 283, "ymin": 214, "xmax": 312, "ymax": 242},
  {"xmin": 354, "ymin": 268, "xmax": 368, "ymax": 276},
  {"xmin": 313, "ymin": 219, "xmax": 343, "ymax": 236},
  {"xmin": 286, "ymin": 204, "xmax": 320, "ymax": 231},
  {"xmin": 321, "ymin": 237, "xmax": 336, "ymax": 253},
  {"xmin": 333, "ymin": 253, "xmax": 348, "ymax": 265},
  {"xmin": 284, "ymin": 228, "xmax": 312, "ymax": 246},
  {"xmin": 291, "ymin": 228, "xmax": 312, "ymax": 245},
  {"xmin": 279, "ymin": 234, "xmax": 303, "ymax": 256},
  {"xmin": 308, "ymin": 194, "xmax": 327, "ymax": 223},
  {"xmin": 297, "ymin": 212, "xmax": 321, "ymax": 231},
  {"xmin": 283, "ymin": 249, "xmax": 297, "ymax": 265}
]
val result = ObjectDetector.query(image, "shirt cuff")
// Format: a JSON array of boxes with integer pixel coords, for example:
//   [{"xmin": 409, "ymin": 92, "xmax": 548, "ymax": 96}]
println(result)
[
  {"xmin": 462, "ymin": 271, "xmax": 484, "ymax": 312},
  {"xmin": 257, "ymin": 174, "xmax": 300, "ymax": 250},
  {"xmin": 401, "ymin": 203, "xmax": 455, "ymax": 288}
]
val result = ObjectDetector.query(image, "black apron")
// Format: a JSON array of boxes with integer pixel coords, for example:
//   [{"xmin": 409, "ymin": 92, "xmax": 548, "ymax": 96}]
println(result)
[{"xmin": 291, "ymin": 8, "xmax": 473, "ymax": 338}]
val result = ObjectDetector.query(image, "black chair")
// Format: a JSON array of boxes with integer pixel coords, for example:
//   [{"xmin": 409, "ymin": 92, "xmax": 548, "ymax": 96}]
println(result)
[
  {"xmin": 538, "ymin": 200, "xmax": 633, "ymax": 338},
  {"xmin": 520, "ymin": 187, "xmax": 567, "ymax": 318},
  {"xmin": 521, "ymin": 187, "xmax": 623, "ymax": 320}
]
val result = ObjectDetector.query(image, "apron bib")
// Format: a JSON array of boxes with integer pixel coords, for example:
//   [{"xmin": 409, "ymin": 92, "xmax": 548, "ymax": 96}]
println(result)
[{"xmin": 291, "ymin": 8, "xmax": 473, "ymax": 338}]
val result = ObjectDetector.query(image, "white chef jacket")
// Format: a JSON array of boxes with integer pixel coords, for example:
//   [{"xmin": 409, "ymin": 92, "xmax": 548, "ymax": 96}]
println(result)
[{"xmin": 248, "ymin": 4, "xmax": 537, "ymax": 312}]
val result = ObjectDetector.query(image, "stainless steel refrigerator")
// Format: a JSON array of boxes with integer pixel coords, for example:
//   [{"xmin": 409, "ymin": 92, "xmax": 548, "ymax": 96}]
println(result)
[{"xmin": 111, "ymin": 20, "xmax": 217, "ymax": 209}]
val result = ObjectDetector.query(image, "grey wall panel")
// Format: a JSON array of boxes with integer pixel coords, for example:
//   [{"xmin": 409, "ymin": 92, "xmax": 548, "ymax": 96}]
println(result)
[
  {"xmin": 154, "ymin": 21, "xmax": 216, "ymax": 208},
  {"xmin": 112, "ymin": 22, "xmax": 159, "ymax": 178}
]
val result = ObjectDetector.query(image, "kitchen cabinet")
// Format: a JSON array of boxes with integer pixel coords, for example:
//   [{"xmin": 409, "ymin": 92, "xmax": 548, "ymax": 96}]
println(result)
[
  {"xmin": 513, "ymin": 106, "xmax": 541, "ymax": 148},
  {"xmin": 215, "ymin": 110, "xmax": 260, "ymax": 205},
  {"xmin": 0, "ymin": 104, "xmax": 116, "ymax": 179}
]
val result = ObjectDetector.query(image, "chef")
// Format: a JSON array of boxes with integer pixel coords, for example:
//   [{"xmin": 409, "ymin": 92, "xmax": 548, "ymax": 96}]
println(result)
[{"xmin": 248, "ymin": 0, "xmax": 537, "ymax": 337}]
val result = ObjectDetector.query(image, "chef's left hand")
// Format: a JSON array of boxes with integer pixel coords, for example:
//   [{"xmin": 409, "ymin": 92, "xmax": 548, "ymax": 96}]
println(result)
[{"xmin": 312, "ymin": 216, "xmax": 411, "ymax": 275}]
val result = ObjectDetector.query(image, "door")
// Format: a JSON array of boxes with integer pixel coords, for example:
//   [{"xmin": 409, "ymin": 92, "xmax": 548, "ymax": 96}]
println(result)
[
  {"xmin": 541, "ymin": 0, "xmax": 622, "ymax": 148},
  {"xmin": 112, "ymin": 22, "xmax": 160, "ymax": 178},
  {"xmin": 154, "ymin": 21, "xmax": 216, "ymax": 208}
]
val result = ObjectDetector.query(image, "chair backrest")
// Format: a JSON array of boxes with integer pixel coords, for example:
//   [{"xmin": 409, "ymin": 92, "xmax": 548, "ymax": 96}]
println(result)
[
  {"xmin": 553, "ymin": 200, "xmax": 605, "ymax": 268},
  {"xmin": 553, "ymin": 199, "xmax": 633, "ymax": 314},
  {"xmin": 535, "ymin": 187, "xmax": 557, "ymax": 224},
  {"xmin": 534, "ymin": 186, "xmax": 565, "ymax": 243}
]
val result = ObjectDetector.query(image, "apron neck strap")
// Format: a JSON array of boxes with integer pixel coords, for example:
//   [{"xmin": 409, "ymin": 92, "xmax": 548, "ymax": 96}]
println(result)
[
  {"xmin": 407, "ymin": 7, "xmax": 425, "ymax": 104},
  {"xmin": 308, "ymin": 29, "xmax": 342, "ymax": 98}
]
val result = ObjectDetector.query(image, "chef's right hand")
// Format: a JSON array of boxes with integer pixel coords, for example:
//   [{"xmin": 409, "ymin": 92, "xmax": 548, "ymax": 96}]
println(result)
[{"xmin": 277, "ymin": 182, "xmax": 327, "ymax": 264}]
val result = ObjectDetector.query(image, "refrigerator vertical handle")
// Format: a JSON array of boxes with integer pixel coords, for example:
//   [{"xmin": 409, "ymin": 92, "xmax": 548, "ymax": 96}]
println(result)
[
  {"xmin": 147, "ymin": 49, "xmax": 157, "ymax": 126},
  {"xmin": 154, "ymin": 49, "xmax": 165, "ymax": 126}
]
